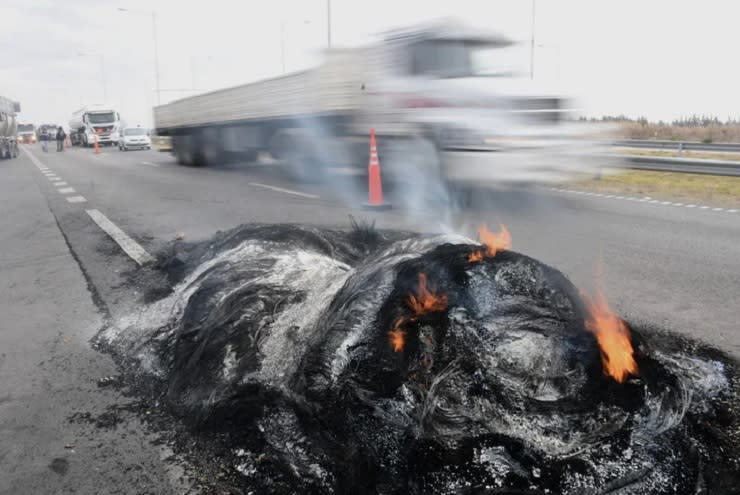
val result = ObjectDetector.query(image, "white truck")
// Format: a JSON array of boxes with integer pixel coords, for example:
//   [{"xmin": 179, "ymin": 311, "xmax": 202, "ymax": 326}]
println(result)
[
  {"xmin": 154, "ymin": 20, "xmax": 603, "ymax": 184},
  {"xmin": 0, "ymin": 96, "xmax": 21, "ymax": 159},
  {"xmin": 0, "ymin": 96, "xmax": 20, "ymax": 159},
  {"xmin": 69, "ymin": 105, "xmax": 122, "ymax": 147}
]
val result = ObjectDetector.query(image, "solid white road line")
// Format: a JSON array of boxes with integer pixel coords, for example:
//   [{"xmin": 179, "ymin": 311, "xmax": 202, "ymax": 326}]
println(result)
[
  {"xmin": 66, "ymin": 196, "xmax": 87, "ymax": 203},
  {"xmin": 248, "ymin": 182, "xmax": 320, "ymax": 199},
  {"xmin": 58, "ymin": 187, "xmax": 76, "ymax": 194},
  {"xmin": 140, "ymin": 161, "xmax": 159, "ymax": 167},
  {"xmin": 85, "ymin": 209, "xmax": 154, "ymax": 266}
]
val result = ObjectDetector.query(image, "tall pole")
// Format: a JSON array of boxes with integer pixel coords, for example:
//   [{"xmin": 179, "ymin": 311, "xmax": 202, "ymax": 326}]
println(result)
[
  {"xmin": 327, "ymin": 0, "xmax": 332, "ymax": 47},
  {"xmin": 152, "ymin": 12, "xmax": 161, "ymax": 105},
  {"xmin": 530, "ymin": 0, "xmax": 536, "ymax": 79}
]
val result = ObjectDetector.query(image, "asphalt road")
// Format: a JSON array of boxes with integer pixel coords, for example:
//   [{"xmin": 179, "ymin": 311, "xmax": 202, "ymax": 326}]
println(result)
[{"xmin": 2, "ymin": 142, "xmax": 739, "ymax": 493}]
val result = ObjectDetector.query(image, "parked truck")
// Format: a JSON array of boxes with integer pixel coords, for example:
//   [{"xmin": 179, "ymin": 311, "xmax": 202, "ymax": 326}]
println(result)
[
  {"xmin": 69, "ymin": 105, "xmax": 121, "ymax": 147},
  {"xmin": 0, "ymin": 96, "xmax": 20, "ymax": 159},
  {"xmin": 154, "ymin": 19, "xmax": 604, "ymax": 184}
]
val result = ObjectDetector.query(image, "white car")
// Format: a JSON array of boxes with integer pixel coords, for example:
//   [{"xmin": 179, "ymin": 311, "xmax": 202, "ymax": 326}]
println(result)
[{"xmin": 118, "ymin": 127, "xmax": 151, "ymax": 151}]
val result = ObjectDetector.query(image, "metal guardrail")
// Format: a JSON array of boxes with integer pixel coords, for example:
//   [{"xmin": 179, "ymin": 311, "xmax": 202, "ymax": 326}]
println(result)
[
  {"xmin": 615, "ymin": 154, "xmax": 740, "ymax": 177},
  {"xmin": 612, "ymin": 139, "xmax": 740, "ymax": 153}
]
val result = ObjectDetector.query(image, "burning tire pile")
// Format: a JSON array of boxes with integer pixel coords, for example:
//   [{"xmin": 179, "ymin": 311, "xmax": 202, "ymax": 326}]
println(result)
[{"xmin": 104, "ymin": 223, "xmax": 740, "ymax": 494}]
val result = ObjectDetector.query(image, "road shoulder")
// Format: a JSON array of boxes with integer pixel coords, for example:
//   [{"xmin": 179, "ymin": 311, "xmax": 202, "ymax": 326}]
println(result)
[{"xmin": 0, "ymin": 153, "xmax": 183, "ymax": 494}]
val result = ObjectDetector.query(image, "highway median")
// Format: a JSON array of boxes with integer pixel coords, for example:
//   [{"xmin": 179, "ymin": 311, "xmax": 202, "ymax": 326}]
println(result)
[{"xmin": 566, "ymin": 169, "xmax": 740, "ymax": 208}]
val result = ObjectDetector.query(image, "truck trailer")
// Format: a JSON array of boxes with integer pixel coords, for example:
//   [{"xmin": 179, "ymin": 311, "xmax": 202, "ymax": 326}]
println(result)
[{"xmin": 154, "ymin": 19, "xmax": 603, "ymax": 184}]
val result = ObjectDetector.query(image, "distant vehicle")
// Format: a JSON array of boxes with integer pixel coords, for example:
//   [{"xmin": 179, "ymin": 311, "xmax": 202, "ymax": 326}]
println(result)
[
  {"xmin": 0, "ymin": 96, "xmax": 20, "ymax": 159},
  {"xmin": 118, "ymin": 127, "xmax": 151, "ymax": 151},
  {"xmin": 154, "ymin": 19, "xmax": 603, "ymax": 184},
  {"xmin": 17, "ymin": 123, "xmax": 36, "ymax": 144},
  {"xmin": 69, "ymin": 105, "xmax": 121, "ymax": 147},
  {"xmin": 37, "ymin": 124, "xmax": 57, "ymax": 142}
]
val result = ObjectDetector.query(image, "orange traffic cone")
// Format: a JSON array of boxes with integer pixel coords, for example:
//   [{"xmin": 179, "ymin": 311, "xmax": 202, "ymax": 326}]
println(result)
[
  {"xmin": 363, "ymin": 128, "xmax": 391, "ymax": 209},
  {"xmin": 94, "ymin": 134, "xmax": 100, "ymax": 154}
]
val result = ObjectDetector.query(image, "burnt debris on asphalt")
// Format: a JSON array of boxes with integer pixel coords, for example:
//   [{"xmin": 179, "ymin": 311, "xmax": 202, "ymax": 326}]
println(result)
[{"xmin": 100, "ymin": 222, "xmax": 740, "ymax": 494}]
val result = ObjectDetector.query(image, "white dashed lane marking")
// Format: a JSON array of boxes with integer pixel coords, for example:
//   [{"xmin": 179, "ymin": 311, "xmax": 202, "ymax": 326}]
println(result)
[
  {"xmin": 248, "ymin": 182, "xmax": 320, "ymax": 199},
  {"xmin": 548, "ymin": 188, "xmax": 738, "ymax": 214},
  {"xmin": 23, "ymin": 146, "xmax": 155, "ymax": 267},
  {"xmin": 86, "ymin": 209, "xmax": 154, "ymax": 266},
  {"xmin": 52, "ymin": 181, "xmax": 67, "ymax": 186}
]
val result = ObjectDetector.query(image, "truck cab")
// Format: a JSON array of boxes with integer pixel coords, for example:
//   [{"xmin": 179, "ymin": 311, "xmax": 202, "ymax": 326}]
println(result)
[
  {"xmin": 353, "ymin": 20, "xmax": 602, "ymax": 184},
  {"xmin": 69, "ymin": 106, "xmax": 121, "ymax": 147}
]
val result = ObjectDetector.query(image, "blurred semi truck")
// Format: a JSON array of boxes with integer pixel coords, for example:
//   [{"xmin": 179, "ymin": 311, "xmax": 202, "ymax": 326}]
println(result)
[
  {"xmin": 69, "ymin": 105, "xmax": 122, "ymax": 147},
  {"xmin": 154, "ymin": 19, "xmax": 603, "ymax": 183},
  {"xmin": 0, "ymin": 96, "xmax": 20, "ymax": 159}
]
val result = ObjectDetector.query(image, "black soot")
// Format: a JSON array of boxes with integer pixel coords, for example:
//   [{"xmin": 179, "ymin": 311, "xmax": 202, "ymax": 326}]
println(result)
[{"xmin": 104, "ymin": 223, "xmax": 740, "ymax": 494}]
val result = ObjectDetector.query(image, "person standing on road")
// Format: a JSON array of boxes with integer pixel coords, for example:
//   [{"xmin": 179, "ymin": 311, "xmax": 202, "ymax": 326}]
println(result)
[
  {"xmin": 56, "ymin": 126, "xmax": 66, "ymax": 152},
  {"xmin": 41, "ymin": 128, "xmax": 48, "ymax": 152}
]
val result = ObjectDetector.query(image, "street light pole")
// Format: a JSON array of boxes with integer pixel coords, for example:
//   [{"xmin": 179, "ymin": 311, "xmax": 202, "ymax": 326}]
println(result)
[
  {"xmin": 327, "ymin": 0, "xmax": 331, "ymax": 48},
  {"xmin": 530, "ymin": 0, "xmax": 536, "ymax": 79},
  {"xmin": 118, "ymin": 8, "xmax": 161, "ymax": 105}
]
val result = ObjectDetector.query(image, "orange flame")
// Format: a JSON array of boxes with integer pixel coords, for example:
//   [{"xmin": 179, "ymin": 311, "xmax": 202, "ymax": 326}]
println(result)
[
  {"xmin": 468, "ymin": 250, "xmax": 484, "ymax": 262},
  {"xmin": 468, "ymin": 224, "xmax": 512, "ymax": 262},
  {"xmin": 388, "ymin": 317, "xmax": 406, "ymax": 352},
  {"xmin": 583, "ymin": 290, "xmax": 638, "ymax": 383},
  {"xmin": 407, "ymin": 273, "xmax": 448, "ymax": 315}
]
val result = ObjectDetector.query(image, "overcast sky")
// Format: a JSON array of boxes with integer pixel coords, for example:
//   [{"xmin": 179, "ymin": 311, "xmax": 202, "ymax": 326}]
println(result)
[{"xmin": 2, "ymin": 0, "xmax": 739, "ymax": 128}]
